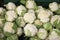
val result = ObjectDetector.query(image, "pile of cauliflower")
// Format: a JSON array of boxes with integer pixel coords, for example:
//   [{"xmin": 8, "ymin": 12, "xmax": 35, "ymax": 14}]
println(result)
[{"xmin": 0, "ymin": 0, "xmax": 60, "ymax": 40}]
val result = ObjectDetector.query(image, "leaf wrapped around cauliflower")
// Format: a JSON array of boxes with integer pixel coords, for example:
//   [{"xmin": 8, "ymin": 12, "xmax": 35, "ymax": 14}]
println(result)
[
  {"xmin": 7, "ymin": 34, "xmax": 18, "ymax": 40},
  {"xmin": 16, "ymin": 17, "xmax": 26, "ymax": 27}
]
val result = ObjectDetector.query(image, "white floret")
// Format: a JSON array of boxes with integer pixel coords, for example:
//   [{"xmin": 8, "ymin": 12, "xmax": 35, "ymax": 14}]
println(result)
[
  {"xmin": 49, "ymin": 2, "xmax": 59, "ymax": 11},
  {"xmin": 50, "ymin": 15, "xmax": 60, "ymax": 24},
  {"xmin": 6, "ymin": 2, "xmax": 16, "ymax": 10},
  {"xmin": 24, "ymin": 24, "xmax": 38, "ymax": 36},
  {"xmin": 17, "ymin": 28, "xmax": 22, "ymax": 36},
  {"xmin": 23, "ymin": 12, "xmax": 36, "ymax": 23},
  {"xmin": 0, "ymin": 7, "xmax": 5, "ymax": 15},
  {"xmin": 48, "ymin": 30, "xmax": 60, "ymax": 40},
  {"xmin": 38, "ymin": 9, "xmax": 50, "ymax": 19},
  {"xmin": 16, "ymin": 5, "xmax": 26, "ymax": 16},
  {"xmin": 40, "ymin": 18, "xmax": 49, "ymax": 23},
  {"xmin": 26, "ymin": 0, "xmax": 35, "ymax": 9},
  {"xmin": 3, "ymin": 22, "xmax": 15, "ymax": 33},
  {"xmin": 37, "ymin": 28, "xmax": 47, "ymax": 39},
  {"xmin": 5, "ymin": 10, "xmax": 17, "ymax": 21}
]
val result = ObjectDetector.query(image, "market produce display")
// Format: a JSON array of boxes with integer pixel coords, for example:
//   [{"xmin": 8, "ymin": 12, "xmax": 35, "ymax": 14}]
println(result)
[{"xmin": 0, "ymin": 0, "xmax": 60, "ymax": 40}]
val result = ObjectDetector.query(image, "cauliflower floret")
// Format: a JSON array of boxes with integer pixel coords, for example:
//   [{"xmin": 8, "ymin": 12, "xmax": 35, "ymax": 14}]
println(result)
[
  {"xmin": 49, "ymin": 2, "xmax": 58, "ymax": 11},
  {"xmin": 38, "ymin": 9, "xmax": 50, "ymax": 19},
  {"xmin": 40, "ymin": 18, "xmax": 49, "ymax": 23},
  {"xmin": 34, "ymin": 19, "xmax": 43, "ymax": 27},
  {"xmin": 26, "ymin": 0, "xmax": 36, "ymax": 9},
  {"xmin": 16, "ymin": 17, "xmax": 25, "ymax": 27},
  {"xmin": 0, "ymin": 7, "xmax": 5, "ymax": 16},
  {"xmin": 48, "ymin": 30, "xmax": 60, "ymax": 40},
  {"xmin": 24, "ymin": 24, "xmax": 38, "ymax": 36},
  {"xmin": 37, "ymin": 28, "xmax": 47, "ymax": 39},
  {"xmin": 3, "ymin": 22, "xmax": 15, "ymax": 33},
  {"xmin": 23, "ymin": 12, "xmax": 36, "ymax": 23},
  {"xmin": 6, "ymin": 2, "xmax": 16, "ymax": 10},
  {"xmin": 50, "ymin": 15, "xmax": 60, "ymax": 24},
  {"xmin": 5, "ymin": 10, "xmax": 17, "ymax": 22},
  {"xmin": 16, "ymin": 5, "xmax": 26, "ymax": 16},
  {"xmin": 16, "ymin": 28, "xmax": 22, "ymax": 36}
]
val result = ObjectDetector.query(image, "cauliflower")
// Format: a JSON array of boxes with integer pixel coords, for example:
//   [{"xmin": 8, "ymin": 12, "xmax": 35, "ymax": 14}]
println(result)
[
  {"xmin": 0, "ymin": 7, "xmax": 6, "ymax": 17},
  {"xmin": 26, "ymin": 0, "xmax": 37, "ymax": 10},
  {"xmin": 16, "ymin": 28, "xmax": 22, "ymax": 36},
  {"xmin": 48, "ymin": 30, "xmax": 60, "ymax": 40},
  {"xmin": 0, "ymin": 33, "xmax": 4, "ymax": 38},
  {"xmin": 24, "ymin": 24, "xmax": 38, "ymax": 37},
  {"xmin": 49, "ymin": 2, "xmax": 59, "ymax": 11},
  {"xmin": 5, "ymin": 10, "xmax": 17, "ymax": 22},
  {"xmin": 34, "ymin": 19, "xmax": 43, "ymax": 28},
  {"xmin": 37, "ymin": 28, "xmax": 47, "ymax": 39},
  {"xmin": 23, "ymin": 12, "xmax": 36, "ymax": 23},
  {"xmin": 38, "ymin": 9, "xmax": 50, "ymax": 19},
  {"xmin": 16, "ymin": 5, "xmax": 27, "ymax": 16},
  {"xmin": 16, "ymin": 17, "xmax": 25, "ymax": 27},
  {"xmin": 50, "ymin": 15, "xmax": 60, "ymax": 25},
  {"xmin": 6, "ymin": 2, "xmax": 16, "ymax": 10},
  {"xmin": 3, "ymin": 22, "xmax": 17, "ymax": 34}
]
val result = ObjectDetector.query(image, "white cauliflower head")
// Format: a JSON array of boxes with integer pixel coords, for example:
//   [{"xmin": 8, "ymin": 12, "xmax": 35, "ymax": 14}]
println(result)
[
  {"xmin": 48, "ymin": 30, "xmax": 60, "ymax": 40},
  {"xmin": 6, "ymin": 2, "xmax": 16, "ymax": 10},
  {"xmin": 23, "ymin": 12, "xmax": 36, "ymax": 23},
  {"xmin": 0, "ymin": 7, "xmax": 6, "ymax": 16},
  {"xmin": 49, "ymin": 2, "xmax": 59, "ymax": 11},
  {"xmin": 24, "ymin": 24, "xmax": 38, "ymax": 37},
  {"xmin": 16, "ymin": 5, "xmax": 26, "ymax": 16},
  {"xmin": 5, "ymin": 10, "xmax": 17, "ymax": 22},
  {"xmin": 37, "ymin": 28, "xmax": 47, "ymax": 39},
  {"xmin": 26, "ymin": 0, "xmax": 37, "ymax": 9},
  {"xmin": 38, "ymin": 9, "xmax": 50, "ymax": 19},
  {"xmin": 3, "ymin": 22, "xmax": 15, "ymax": 34}
]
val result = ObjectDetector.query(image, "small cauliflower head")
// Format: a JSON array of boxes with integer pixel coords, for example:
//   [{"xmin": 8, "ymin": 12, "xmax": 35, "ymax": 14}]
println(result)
[
  {"xmin": 48, "ymin": 30, "xmax": 60, "ymax": 40},
  {"xmin": 16, "ymin": 17, "xmax": 25, "ymax": 27},
  {"xmin": 24, "ymin": 24, "xmax": 38, "ymax": 37},
  {"xmin": 50, "ymin": 15, "xmax": 60, "ymax": 25},
  {"xmin": 0, "ymin": 18, "xmax": 5, "ymax": 28},
  {"xmin": 3, "ymin": 22, "xmax": 17, "ymax": 34},
  {"xmin": 38, "ymin": 9, "xmax": 50, "ymax": 19},
  {"xmin": 26, "ymin": 0, "xmax": 37, "ymax": 10},
  {"xmin": 23, "ymin": 12, "xmax": 36, "ymax": 23},
  {"xmin": 0, "ymin": 7, "xmax": 6, "ymax": 16},
  {"xmin": 34, "ymin": 19, "xmax": 43, "ymax": 28},
  {"xmin": 16, "ymin": 5, "xmax": 27, "ymax": 16},
  {"xmin": 6, "ymin": 2, "xmax": 16, "ymax": 10},
  {"xmin": 16, "ymin": 27, "xmax": 22, "ymax": 36},
  {"xmin": 49, "ymin": 2, "xmax": 58, "ymax": 11},
  {"xmin": 37, "ymin": 28, "xmax": 47, "ymax": 39},
  {"xmin": 0, "ymin": 33, "xmax": 4, "ymax": 38},
  {"xmin": 5, "ymin": 10, "xmax": 17, "ymax": 22}
]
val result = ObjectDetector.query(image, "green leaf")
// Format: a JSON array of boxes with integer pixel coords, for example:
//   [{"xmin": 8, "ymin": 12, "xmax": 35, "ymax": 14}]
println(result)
[
  {"xmin": 20, "ymin": 0, "xmax": 27, "ymax": 4},
  {"xmin": 43, "ymin": 22, "xmax": 52, "ymax": 31}
]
